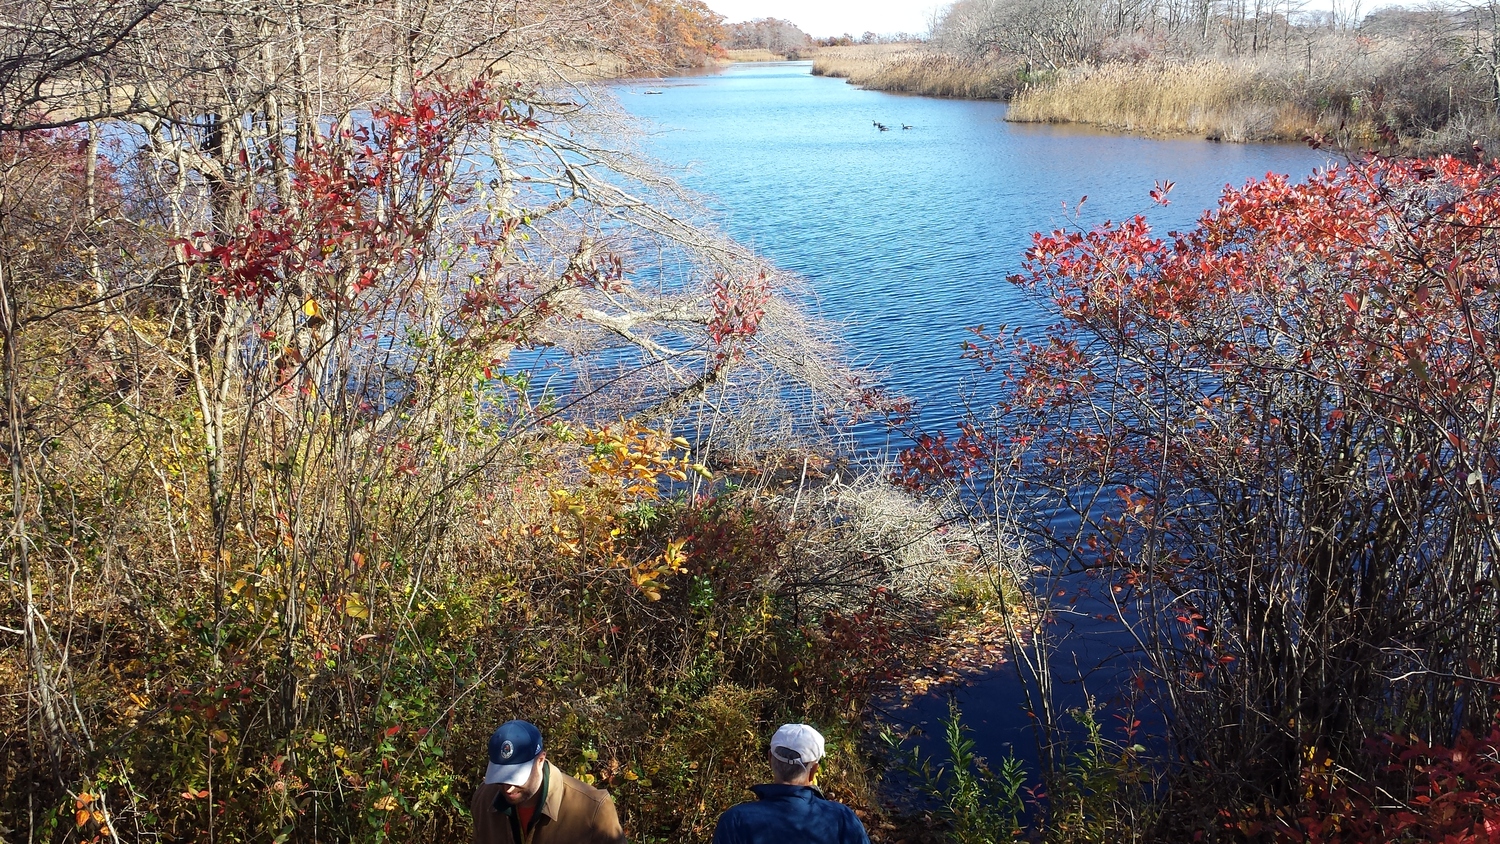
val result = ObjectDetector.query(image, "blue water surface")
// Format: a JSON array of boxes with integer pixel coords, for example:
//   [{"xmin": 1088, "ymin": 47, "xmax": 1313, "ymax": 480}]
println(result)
[
  {"xmin": 615, "ymin": 61, "xmax": 1331, "ymax": 788},
  {"xmin": 617, "ymin": 61, "xmax": 1330, "ymax": 453}
]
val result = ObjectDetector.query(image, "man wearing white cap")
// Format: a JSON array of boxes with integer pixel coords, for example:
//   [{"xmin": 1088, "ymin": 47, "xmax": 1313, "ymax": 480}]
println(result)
[
  {"xmin": 710, "ymin": 724, "xmax": 870, "ymax": 844},
  {"xmin": 471, "ymin": 720, "xmax": 625, "ymax": 844}
]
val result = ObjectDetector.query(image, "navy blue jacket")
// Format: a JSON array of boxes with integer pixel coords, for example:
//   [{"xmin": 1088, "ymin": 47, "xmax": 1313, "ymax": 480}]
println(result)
[{"xmin": 711, "ymin": 784, "xmax": 870, "ymax": 844}]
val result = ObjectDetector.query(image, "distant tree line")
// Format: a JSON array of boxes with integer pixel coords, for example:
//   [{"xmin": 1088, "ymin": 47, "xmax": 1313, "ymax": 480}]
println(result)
[
  {"xmin": 724, "ymin": 20, "xmax": 926, "ymax": 53},
  {"xmin": 919, "ymin": 0, "xmax": 1500, "ymax": 147},
  {"xmin": 932, "ymin": 0, "xmax": 1500, "ymax": 71},
  {"xmin": 815, "ymin": 32, "xmax": 924, "ymax": 47},
  {"xmin": 725, "ymin": 18, "xmax": 811, "ymax": 53}
]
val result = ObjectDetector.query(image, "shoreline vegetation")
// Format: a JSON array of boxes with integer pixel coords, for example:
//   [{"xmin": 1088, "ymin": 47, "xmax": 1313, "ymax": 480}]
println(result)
[
  {"xmin": 1004, "ymin": 60, "xmax": 1321, "ymax": 142},
  {"xmin": 7, "ymin": 0, "xmax": 1500, "ymax": 842},
  {"xmin": 803, "ymin": 0, "xmax": 1500, "ymax": 153},
  {"xmin": 812, "ymin": 46, "xmax": 1016, "ymax": 100},
  {"xmin": 722, "ymin": 48, "xmax": 808, "ymax": 63},
  {"xmin": 0, "ymin": 2, "xmax": 1034, "ymax": 842}
]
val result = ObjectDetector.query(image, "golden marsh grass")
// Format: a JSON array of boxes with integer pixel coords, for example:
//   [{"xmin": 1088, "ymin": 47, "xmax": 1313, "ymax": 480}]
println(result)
[
  {"xmin": 807, "ymin": 38, "xmax": 1476, "ymax": 148},
  {"xmin": 812, "ymin": 45, "xmax": 1014, "ymax": 99},
  {"xmin": 723, "ymin": 48, "xmax": 794, "ymax": 63},
  {"xmin": 1007, "ymin": 61, "xmax": 1327, "ymax": 141}
]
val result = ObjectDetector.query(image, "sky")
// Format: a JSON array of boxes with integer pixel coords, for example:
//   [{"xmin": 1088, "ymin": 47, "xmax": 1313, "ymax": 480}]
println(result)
[{"xmin": 704, "ymin": 0, "xmax": 944, "ymax": 38}]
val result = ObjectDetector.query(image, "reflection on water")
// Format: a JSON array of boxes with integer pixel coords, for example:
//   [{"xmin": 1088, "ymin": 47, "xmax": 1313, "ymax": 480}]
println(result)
[{"xmin": 616, "ymin": 61, "xmax": 1330, "ymax": 781}]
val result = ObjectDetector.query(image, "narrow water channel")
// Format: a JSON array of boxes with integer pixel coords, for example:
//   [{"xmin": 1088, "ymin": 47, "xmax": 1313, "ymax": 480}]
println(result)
[
  {"xmin": 615, "ymin": 61, "xmax": 1331, "ymax": 778},
  {"xmin": 617, "ymin": 61, "xmax": 1330, "ymax": 452}
]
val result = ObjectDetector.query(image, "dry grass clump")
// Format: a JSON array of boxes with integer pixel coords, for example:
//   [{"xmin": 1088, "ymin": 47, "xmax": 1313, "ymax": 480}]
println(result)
[
  {"xmin": 995, "ymin": 30, "xmax": 1500, "ymax": 149},
  {"xmin": 1410, "ymin": 110, "xmax": 1500, "ymax": 155},
  {"xmin": 723, "ymin": 48, "xmax": 790, "ymax": 62},
  {"xmin": 865, "ymin": 54, "xmax": 1015, "ymax": 100},
  {"xmin": 1007, "ymin": 61, "xmax": 1312, "ymax": 141},
  {"xmin": 813, "ymin": 45, "xmax": 1017, "ymax": 99},
  {"xmin": 836, "ymin": 5, "xmax": 1500, "ymax": 151},
  {"xmin": 768, "ymin": 471, "xmax": 1024, "ymax": 614},
  {"xmin": 811, "ymin": 44, "xmax": 918, "ymax": 81},
  {"xmin": 776, "ymin": 472, "xmax": 959, "ymax": 609}
]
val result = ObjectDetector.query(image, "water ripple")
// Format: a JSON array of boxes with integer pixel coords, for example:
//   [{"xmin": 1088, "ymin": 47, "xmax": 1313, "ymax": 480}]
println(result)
[{"xmin": 619, "ymin": 61, "xmax": 1331, "ymax": 452}]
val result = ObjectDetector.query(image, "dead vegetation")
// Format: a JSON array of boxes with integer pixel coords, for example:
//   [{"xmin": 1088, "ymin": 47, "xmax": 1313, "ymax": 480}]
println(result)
[
  {"xmin": 815, "ymin": 1, "xmax": 1500, "ymax": 151},
  {"xmin": 813, "ymin": 45, "xmax": 1017, "ymax": 99},
  {"xmin": 0, "ymin": 1, "xmax": 1006, "ymax": 841}
]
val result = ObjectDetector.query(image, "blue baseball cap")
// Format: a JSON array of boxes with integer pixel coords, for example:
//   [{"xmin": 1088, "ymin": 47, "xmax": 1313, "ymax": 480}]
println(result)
[{"xmin": 485, "ymin": 720, "xmax": 544, "ymax": 786}]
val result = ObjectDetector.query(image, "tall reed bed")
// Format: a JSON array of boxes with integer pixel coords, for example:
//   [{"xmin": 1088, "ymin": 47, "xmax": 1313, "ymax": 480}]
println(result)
[
  {"xmin": 723, "ymin": 48, "xmax": 791, "ymax": 62},
  {"xmin": 1007, "ymin": 61, "xmax": 1323, "ymax": 141},
  {"xmin": 813, "ymin": 46, "xmax": 1016, "ymax": 99}
]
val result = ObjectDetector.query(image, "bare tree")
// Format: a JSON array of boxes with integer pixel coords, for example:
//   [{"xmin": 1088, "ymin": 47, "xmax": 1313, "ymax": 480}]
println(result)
[
  {"xmin": 725, "ymin": 18, "xmax": 811, "ymax": 53},
  {"xmin": 936, "ymin": 0, "xmax": 1112, "ymax": 68},
  {"xmin": 0, "ymin": 0, "xmax": 164, "ymax": 129},
  {"xmin": 0, "ymin": 1, "xmax": 869, "ymax": 835}
]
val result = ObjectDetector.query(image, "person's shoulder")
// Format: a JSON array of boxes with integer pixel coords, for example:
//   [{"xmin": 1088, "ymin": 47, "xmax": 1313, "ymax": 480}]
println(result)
[
  {"xmin": 824, "ymin": 797, "xmax": 869, "ymax": 839},
  {"xmin": 551, "ymin": 765, "xmax": 616, "ymax": 806},
  {"xmin": 831, "ymin": 798, "xmax": 860, "ymax": 818},
  {"xmin": 815, "ymin": 795, "xmax": 865, "ymax": 826},
  {"xmin": 717, "ymin": 798, "xmax": 759, "ymax": 818},
  {"xmin": 716, "ymin": 793, "xmax": 775, "ymax": 826},
  {"xmin": 712, "ymin": 798, "xmax": 762, "ymax": 837}
]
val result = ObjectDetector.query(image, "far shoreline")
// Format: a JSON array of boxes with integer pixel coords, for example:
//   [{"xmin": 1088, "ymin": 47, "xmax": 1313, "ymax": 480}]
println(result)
[
  {"xmin": 796, "ymin": 43, "xmax": 1488, "ymax": 154},
  {"xmin": 639, "ymin": 54, "xmax": 1335, "ymax": 151}
]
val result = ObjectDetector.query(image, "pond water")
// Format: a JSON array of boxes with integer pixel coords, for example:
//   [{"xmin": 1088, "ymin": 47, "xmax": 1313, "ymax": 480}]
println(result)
[
  {"xmin": 616, "ymin": 62, "xmax": 1331, "ymax": 782},
  {"xmin": 616, "ymin": 61, "xmax": 1331, "ymax": 453}
]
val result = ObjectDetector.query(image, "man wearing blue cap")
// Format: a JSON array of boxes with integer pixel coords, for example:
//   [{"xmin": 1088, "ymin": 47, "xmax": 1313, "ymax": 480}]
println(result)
[
  {"xmin": 471, "ymin": 720, "xmax": 625, "ymax": 844},
  {"xmin": 711, "ymin": 724, "xmax": 870, "ymax": 844}
]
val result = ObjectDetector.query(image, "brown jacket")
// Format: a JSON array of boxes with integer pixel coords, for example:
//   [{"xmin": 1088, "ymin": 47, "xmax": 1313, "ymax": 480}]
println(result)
[{"xmin": 472, "ymin": 762, "xmax": 626, "ymax": 844}]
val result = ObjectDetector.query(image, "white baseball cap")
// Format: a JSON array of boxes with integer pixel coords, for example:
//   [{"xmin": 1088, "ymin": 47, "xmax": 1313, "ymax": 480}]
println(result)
[{"xmin": 769, "ymin": 723, "xmax": 825, "ymax": 765}]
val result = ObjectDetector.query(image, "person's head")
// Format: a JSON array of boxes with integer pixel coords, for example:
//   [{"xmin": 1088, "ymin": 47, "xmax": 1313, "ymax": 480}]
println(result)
[
  {"xmin": 768, "ymin": 723, "xmax": 825, "ymax": 786},
  {"xmin": 485, "ymin": 720, "xmax": 547, "ymax": 805}
]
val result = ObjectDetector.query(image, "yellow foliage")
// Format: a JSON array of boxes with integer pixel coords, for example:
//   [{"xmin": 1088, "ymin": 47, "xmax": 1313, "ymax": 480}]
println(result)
[
  {"xmin": 549, "ymin": 422, "xmax": 705, "ymax": 599},
  {"xmin": 344, "ymin": 593, "xmax": 370, "ymax": 620}
]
